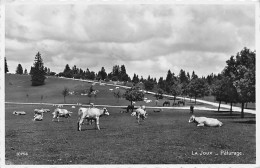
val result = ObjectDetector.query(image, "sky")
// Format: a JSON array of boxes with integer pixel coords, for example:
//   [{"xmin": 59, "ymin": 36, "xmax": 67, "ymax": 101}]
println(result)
[{"xmin": 5, "ymin": 3, "xmax": 256, "ymax": 79}]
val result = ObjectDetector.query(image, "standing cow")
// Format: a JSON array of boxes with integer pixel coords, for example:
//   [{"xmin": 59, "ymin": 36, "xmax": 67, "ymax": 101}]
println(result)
[{"xmin": 78, "ymin": 107, "xmax": 109, "ymax": 131}]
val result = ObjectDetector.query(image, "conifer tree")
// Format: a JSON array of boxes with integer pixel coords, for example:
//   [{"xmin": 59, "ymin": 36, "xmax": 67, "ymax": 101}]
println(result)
[
  {"xmin": 31, "ymin": 52, "xmax": 46, "ymax": 86},
  {"xmin": 16, "ymin": 64, "xmax": 23, "ymax": 75},
  {"xmin": 5, "ymin": 57, "xmax": 9, "ymax": 73}
]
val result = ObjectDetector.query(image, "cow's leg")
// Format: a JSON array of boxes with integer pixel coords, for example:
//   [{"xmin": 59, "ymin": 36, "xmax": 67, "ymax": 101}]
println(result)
[
  {"xmin": 96, "ymin": 117, "xmax": 100, "ymax": 130},
  {"xmin": 197, "ymin": 123, "xmax": 204, "ymax": 127},
  {"xmin": 136, "ymin": 115, "xmax": 140, "ymax": 124},
  {"xmin": 78, "ymin": 118, "xmax": 84, "ymax": 131}
]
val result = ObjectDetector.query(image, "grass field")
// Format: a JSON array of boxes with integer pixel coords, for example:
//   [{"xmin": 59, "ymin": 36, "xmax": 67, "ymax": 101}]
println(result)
[{"xmin": 5, "ymin": 74, "xmax": 256, "ymax": 164}]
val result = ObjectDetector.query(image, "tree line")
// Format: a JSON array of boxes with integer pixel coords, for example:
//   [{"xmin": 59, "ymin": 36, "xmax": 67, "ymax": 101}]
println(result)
[{"xmin": 5, "ymin": 47, "xmax": 255, "ymax": 117}]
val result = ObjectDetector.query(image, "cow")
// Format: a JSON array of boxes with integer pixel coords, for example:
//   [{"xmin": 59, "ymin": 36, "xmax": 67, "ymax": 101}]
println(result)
[
  {"xmin": 188, "ymin": 115, "xmax": 223, "ymax": 127},
  {"xmin": 78, "ymin": 107, "xmax": 109, "ymax": 131},
  {"xmin": 13, "ymin": 111, "xmax": 26, "ymax": 115},
  {"xmin": 33, "ymin": 113, "xmax": 43, "ymax": 121},
  {"xmin": 163, "ymin": 101, "xmax": 170, "ymax": 106},
  {"xmin": 178, "ymin": 100, "xmax": 185, "ymax": 106},
  {"xmin": 134, "ymin": 108, "xmax": 148, "ymax": 124},
  {"xmin": 126, "ymin": 105, "xmax": 135, "ymax": 113},
  {"xmin": 52, "ymin": 108, "xmax": 72, "ymax": 122}
]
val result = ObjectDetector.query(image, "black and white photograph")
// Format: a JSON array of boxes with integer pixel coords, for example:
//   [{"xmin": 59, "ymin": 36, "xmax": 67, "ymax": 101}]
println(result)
[{"xmin": 2, "ymin": 0, "xmax": 258, "ymax": 166}]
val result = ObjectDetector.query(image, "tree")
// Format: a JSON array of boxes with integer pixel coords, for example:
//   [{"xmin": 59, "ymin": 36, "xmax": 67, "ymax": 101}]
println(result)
[
  {"xmin": 178, "ymin": 69, "xmax": 189, "ymax": 100},
  {"xmin": 5, "ymin": 57, "xmax": 9, "ymax": 73},
  {"xmin": 191, "ymin": 71, "xmax": 198, "ymax": 80},
  {"xmin": 97, "ymin": 67, "xmax": 107, "ymax": 80},
  {"xmin": 123, "ymin": 86, "xmax": 144, "ymax": 105},
  {"xmin": 158, "ymin": 77, "xmax": 165, "ymax": 90},
  {"xmin": 187, "ymin": 78, "xmax": 208, "ymax": 104},
  {"xmin": 31, "ymin": 52, "xmax": 46, "ymax": 86},
  {"xmin": 212, "ymin": 77, "xmax": 229, "ymax": 111},
  {"xmin": 24, "ymin": 69, "xmax": 28, "ymax": 75},
  {"xmin": 132, "ymin": 73, "xmax": 139, "ymax": 84},
  {"xmin": 120, "ymin": 65, "xmax": 129, "ymax": 82},
  {"xmin": 223, "ymin": 47, "xmax": 255, "ymax": 118},
  {"xmin": 16, "ymin": 64, "xmax": 23, "ymax": 74},
  {"xmin": 155, "ymin": 88, "xmax": 164, "ymax": 100},
  {"xmin": 144, "ymin": 76, "xmax": 155, "ymax": 91},
  {"xmin": 170, "ymin": 82, "xmax": 182, "ymax": 102},
  {"xmin": 62, "ymin": 87, "xmax": 69, "ymax": 103},
  {"xmin": 63, "ymin": 64, "xmax": 73, "ymax": 78},
  {"xmin": 165, "ymin": 70, "xmax": 176, "ymax": 93}
]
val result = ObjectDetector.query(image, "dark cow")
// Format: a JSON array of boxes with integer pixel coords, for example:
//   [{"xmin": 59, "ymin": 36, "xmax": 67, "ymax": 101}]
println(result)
[
  {"xmin": 126, "ymin": 105, "xmax": 134, "ymax": 113},
  {"xmin": 163, "ymin": 101, "xmax": 170, "ymax": 106},
  {"xmin": 178, "ymin": 100, "xmax": 185, "ymax": 106}
]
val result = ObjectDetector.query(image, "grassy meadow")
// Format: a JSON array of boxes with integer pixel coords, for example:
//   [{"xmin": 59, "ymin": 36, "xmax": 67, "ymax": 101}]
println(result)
[{"xmin": 5, "ymin": 74, "xmax": 256, "ymax": 164}]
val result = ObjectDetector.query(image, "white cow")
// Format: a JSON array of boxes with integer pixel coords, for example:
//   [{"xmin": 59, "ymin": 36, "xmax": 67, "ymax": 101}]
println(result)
[
  {"xmin": 52, "ymin": 108, "xmax": 72, "ymax": 122},
  {"xmin": 78, "ymin": 107, "xmax": 109, "ymax": 131},
  {"xmin": 134, "ymin": 108, "xmax": 148, "ymax": 124},
  {"xmin": 34, "ymin": 109, "xmax": 50, "ymax": 114},
  {"xmin": 13, "ymin": 111, "xmax": 26, "ymax": 115},
  {"xmin": 188, "ymin": 115, "xmax": 223, "ymax": 127},
  {"xmin": 33, "ymin": 113, "xmax": 43, "ymax": 121}
]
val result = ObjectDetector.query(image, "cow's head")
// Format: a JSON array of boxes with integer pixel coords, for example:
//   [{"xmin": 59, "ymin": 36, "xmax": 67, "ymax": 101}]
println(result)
[
  {"xmin": 103, "ymin": 108, "xmax": 109, "ymax": 116},
  {"xmin": 131, "ymin": 112, "xmax": 136, "ymax": 116},
  {"xmin": 189, "ymin": 115, "xmax": 196, "ymax": 123}
]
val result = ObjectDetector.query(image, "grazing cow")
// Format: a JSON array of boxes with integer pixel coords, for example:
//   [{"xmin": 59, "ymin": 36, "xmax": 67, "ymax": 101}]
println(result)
[
  {"xmin": 126, "ymin": 105, "xmax": 134, "ymax": 113},
  {"xmin": 188, "ymin": 115, "xmax": 223, "ymax": 127},
  {"xmin": 172, "ymin": 102, "xmax": 179, "ymax": 106},
  {"xmin": 52, "ymin": 108, "xmax": 72, "ymax": 122},
  {"xmin": 78, "ymin": 107, "xmax": 109, "ymax": 131},
  {"xmin": 163, "ymin": 101, "xmax": 170, "ymax": 106},
  {"xmin": 134, "ymin": 108, "xmax": 148, "ymax": 124},
  {"xmin": 13, "ymin": 111, "xmax": 26, "ymax": 115},
  {"xmin": 178, "ymin": 100, "xmax": 185, "ymax": 106}
]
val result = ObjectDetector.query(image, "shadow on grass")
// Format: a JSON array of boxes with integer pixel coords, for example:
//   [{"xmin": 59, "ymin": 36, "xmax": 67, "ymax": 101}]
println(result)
[
  {"xmin": 211, "ymin": 111, "xmax": 255, "ymax": 119},
  {"xmin": 232, "ymin": 120, "xmax": 256, "ymax": 124},
  {"xmin": 78, "ymin": 127, "xmax": 107, "ymax": 131}
]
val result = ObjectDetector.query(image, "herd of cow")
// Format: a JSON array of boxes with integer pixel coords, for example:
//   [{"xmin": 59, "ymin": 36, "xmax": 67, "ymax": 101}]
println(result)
[{"xmin": 12, "ymin": 101, "xmax": 223, "ymax": 131}]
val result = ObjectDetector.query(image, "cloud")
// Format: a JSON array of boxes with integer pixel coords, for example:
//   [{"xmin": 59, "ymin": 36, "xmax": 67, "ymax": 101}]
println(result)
[{"xmin": 5, "ymin": 4, "xmax": 255, "ymax": 78}]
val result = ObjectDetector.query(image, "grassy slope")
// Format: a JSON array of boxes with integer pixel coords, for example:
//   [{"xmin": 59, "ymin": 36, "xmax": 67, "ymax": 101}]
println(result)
[{"xmin": 5, "ymin": 74, "xmax": 256, "ymax": 164}]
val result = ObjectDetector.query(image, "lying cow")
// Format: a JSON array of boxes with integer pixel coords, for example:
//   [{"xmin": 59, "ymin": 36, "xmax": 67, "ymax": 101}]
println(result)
[
  {"xmin": 78, "ymin": 107, "xmax": 109, "ymax": 131},
  {"xmin": 52, "ymin": 108, "xmax": 72, "ymax": 122},
  {"xmin": 34, "ymin": 109, "xmax": 50, "ymax": 114},
  {"xmin": 13, "ymin": 111, "xmax": 26, "ymax": 115},
  {"xmin": 188, "ymin": 115, "xmax": 223, "ymax": 127},
  {"xmin": 33, "ymin": 113, "xmax": 43, "ymax": 121}
]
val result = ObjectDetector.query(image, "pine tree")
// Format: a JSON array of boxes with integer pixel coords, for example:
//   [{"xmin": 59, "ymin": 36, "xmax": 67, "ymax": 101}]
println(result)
[
  {"xmin": 31, "ymin": 52, "xmax": 46, "ymax": 86},
  {"xmin": 5, "ymin": 57, "xmax": 9, "ymax": 73},
  {"xmin": 24, "ymin": 68, "xmax": 28, "ymax": 75},
  {"xmin": 16, "ymin": 64, "xmax": 23, "ymax": 75}
]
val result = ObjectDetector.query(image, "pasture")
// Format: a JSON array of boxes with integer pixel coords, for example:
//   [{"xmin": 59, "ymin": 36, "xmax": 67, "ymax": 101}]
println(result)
[{"xmin": 5, "ymin": 74, "xmax": 256, "ymax": 164}]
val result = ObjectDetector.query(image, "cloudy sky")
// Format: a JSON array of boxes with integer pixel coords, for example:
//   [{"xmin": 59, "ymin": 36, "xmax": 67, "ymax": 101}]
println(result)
[{"xmin": 5, "ymin": 3, "xmax": 255, "ymax": 79}]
